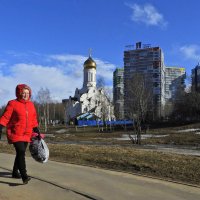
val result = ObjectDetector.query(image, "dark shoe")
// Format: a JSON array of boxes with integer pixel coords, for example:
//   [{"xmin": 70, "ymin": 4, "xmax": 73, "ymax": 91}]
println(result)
[
  {"xmin": 12, "ymin": 172, "xmax": 21, "ymax": 179},
  {"xmin": 23, "ymin": 176, "xmax": 31, "ymax": 185}
]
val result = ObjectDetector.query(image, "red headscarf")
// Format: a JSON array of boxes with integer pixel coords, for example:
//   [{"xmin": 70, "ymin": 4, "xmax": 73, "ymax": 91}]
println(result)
[{"xmin": 15, "ymin": 84, "xmax": 32, "ymax": 102}]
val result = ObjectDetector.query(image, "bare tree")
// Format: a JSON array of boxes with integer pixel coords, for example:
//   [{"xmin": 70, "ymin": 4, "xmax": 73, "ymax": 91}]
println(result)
[
  {"xmin": 96, "ymin": 77, "xmax": 114, "ymax": 131},
  {"xmin": 97, "ymin": 76, "xmax": 106, "ymax": 89},
  {"xmin": 35, "ymin": 87, "xmax": 51, "ymax": 132},
  {"xmin": 48, "ymin": 102, "xmax": 65, "ymax": 124},
  {"xmin": 125, "ymin": 73, "xmax": 153, "ymax": 144}
]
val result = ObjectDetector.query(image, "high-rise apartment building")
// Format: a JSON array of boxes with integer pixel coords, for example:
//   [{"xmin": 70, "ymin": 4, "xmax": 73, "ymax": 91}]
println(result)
[
  {"xmin": 124, "ymin": 42, "xmax": 165, "ymax": 119},
  {"xmin": 165, "ymin": 66, "xmax": 186, "ymax": 115},
  {"xmin": 165, "ymin": 67, "xmax": 186, "ymax": 100},
  {"xmin": 191, "ymin": 63, "xmax": 200, "ymax": 92},
  {"xmin": 113, "ymin": 68, "xmax": 124, "ymax": 119}
]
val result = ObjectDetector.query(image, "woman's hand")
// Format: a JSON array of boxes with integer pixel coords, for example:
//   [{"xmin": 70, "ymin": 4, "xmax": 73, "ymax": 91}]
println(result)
[{"xmin": 33, "ymin": 127, "xmax": 41, "ymax": 139}]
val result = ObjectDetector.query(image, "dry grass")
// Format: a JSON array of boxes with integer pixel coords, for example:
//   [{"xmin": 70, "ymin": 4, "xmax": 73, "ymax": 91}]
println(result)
[
  {"xmin": 0, "ymin": 141, "xmax": 200, "ymax": 186},
  {"xmin": 1, "ymin": 122, "xmax": 200, "ymax": 186},
  {"xmin": 48, "ymin": 144, "xmax": 200, "ymax": 186},
  {"xmin": 41, "ymin": 123, "xmax": 200, "ymax": 146}
]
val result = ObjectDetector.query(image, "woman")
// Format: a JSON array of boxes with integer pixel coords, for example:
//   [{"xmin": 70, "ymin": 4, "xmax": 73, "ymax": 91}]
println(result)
[{"xmin": 0, "ymin": 84, "xmax": 40, "ymax": 184}]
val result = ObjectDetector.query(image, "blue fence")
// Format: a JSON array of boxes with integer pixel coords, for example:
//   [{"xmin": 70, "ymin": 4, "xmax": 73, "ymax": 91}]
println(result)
[{"xmin": 77, "ymin": 120, "xmax": 134, "ymax": 126}]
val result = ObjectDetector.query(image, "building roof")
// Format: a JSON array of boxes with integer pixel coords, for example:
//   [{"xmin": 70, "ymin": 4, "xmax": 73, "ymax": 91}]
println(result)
[{"xmin": 84, "ymin": 56, "xmax": 96, "ymax": 69}]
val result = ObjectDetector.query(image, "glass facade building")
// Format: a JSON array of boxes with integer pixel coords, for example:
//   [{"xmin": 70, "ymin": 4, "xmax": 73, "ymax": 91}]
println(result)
[
  {"xmin": 165, "ymin": 67, "xmax": 186, "ymax": 100},
  {"xmin": 191, "ymin": 63, "xmax": 200, "ymax": 92},
  {"xmin": 113, "ymin": 68, "xmax": 124, "ymax": 119},
  {"xmin": 165, "ymin": 67, "xmax": 186, "ymax": 116}
]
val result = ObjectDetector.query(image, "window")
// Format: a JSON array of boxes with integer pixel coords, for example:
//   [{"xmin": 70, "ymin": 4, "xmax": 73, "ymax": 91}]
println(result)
[
  {"xmin": 154, "ymin": 82, "xmax": 159, "ymax": 87},
  {"xmin": 153, "ymin": 73, "xmax": 159, "ymax": 78}
]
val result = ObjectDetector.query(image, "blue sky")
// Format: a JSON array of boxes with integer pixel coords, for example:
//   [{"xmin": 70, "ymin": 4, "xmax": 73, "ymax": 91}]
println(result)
[{"xmin": 0, "ymin": 0, "xmax": 200, "ymax": 106}]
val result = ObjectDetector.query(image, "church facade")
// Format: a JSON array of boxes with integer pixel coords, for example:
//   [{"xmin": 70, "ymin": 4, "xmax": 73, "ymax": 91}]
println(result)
[{"xmin": 62, "ymin": 55, "xmax": 114, "ymax": 124}]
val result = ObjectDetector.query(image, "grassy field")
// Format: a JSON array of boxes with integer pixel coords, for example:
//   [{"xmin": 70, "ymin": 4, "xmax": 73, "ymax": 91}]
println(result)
[{"xmin": 0, "ymin": 122, "xmax": 200, "ymax": 186}]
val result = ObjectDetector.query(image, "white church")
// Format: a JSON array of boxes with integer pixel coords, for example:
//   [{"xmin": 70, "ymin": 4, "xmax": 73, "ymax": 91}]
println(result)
[{"xmin": 62, "ymin": 54, "xmax": 114, "ymax": 124}]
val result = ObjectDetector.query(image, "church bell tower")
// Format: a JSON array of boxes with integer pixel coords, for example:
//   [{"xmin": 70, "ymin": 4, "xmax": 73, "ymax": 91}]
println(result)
[{"xmin": 83, "ymin": 50, "xmax": 97, "ymax": 89}]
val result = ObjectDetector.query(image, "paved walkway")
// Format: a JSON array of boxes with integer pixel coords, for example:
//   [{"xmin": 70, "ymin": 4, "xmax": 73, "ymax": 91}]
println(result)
[{"xmin": 0, "ymin": 153, "xmax": 200, "ymax": 200}]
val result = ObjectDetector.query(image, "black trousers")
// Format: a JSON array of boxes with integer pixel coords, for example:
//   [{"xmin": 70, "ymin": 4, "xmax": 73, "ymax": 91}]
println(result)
[{"xmin": 13, "ymin": 142, "xmax": 28, "ymax": 179}]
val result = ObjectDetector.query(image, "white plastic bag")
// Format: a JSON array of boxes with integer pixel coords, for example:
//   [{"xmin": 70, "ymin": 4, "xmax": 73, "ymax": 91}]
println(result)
[{"xmin": 29, "ymin": 137, "xmax": 49, "ymax": 163}]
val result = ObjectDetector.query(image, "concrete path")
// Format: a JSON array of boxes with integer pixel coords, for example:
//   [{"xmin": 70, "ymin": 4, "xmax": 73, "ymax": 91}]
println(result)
[{"xmin": 0, "ymin": 153, "xmax": 200, "ymax": 200}]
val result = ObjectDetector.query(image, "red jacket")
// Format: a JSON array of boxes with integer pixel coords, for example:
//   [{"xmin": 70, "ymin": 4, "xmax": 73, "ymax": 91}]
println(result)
[{"xmin": 0, "ymin": 84, "xmax": 38, "ymax": 143}]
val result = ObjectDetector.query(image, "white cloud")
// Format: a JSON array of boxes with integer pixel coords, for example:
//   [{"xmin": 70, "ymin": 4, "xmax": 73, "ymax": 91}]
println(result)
[
  {"xmin": 0, "ymin": 53, "xmax": 116, "ymax": 107},
  {"xmin": 49, "ymin": 54, "xmax": 116, "ymax": 83},
  {"xmin": 179, "ymin": 45, "xmax": 200, "ymax": 61},
  {"xmin": 95, "ymin": 59, "xmax": 116, "ymax": 81},
  {"xmin": 126, "ymin": 3, "xmax": 168, "ymax": 28}
]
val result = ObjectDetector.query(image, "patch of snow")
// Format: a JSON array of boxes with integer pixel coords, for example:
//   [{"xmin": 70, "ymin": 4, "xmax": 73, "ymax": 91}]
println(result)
[
  {"xmin": 45, "ymin": 134, "xmax": 55, "ymax": 138},
  {"xmin": 116, "ymin": 134, "xmax": 168, "ymax": 141},
  {"xmin": 177, "ymin": 129, "xmax": 200, "ymax": 133},
  {"xmin": 56, "ymin": 129, "xmax": 68, "ymax": 133}
]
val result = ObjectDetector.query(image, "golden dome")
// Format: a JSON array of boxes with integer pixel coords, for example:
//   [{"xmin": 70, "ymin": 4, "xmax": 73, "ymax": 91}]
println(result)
[{"xmin": 84, "ymin": 56, "xmax": 96, "ymax": 69}]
